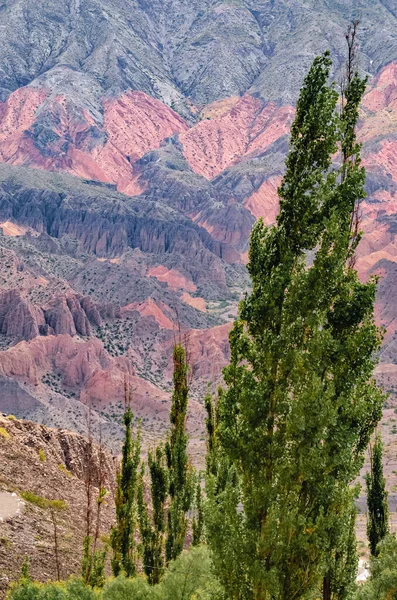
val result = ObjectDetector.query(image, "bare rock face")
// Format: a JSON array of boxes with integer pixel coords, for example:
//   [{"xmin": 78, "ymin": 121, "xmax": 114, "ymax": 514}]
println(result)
[
  {"xmin": 0, "ymin": 414, "xmax": 117, "ymax": 588},
  {"xmin": 0, "ymin": 290, "xmax": 42, "ymax": 340},
  {"xmin": 44, "ymin": 296, "xmax": 77, "ymax": 336}
]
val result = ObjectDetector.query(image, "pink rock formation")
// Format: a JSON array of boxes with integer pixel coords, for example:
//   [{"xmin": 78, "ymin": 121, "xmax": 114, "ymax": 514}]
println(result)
[
  {"xmin": 181, "ymin": 96, "xmax": 294, "ymax": 179},
  {"xmin": 244, "ymin": 175, "xmax": 282, "ymax": 225},
  {"xmin": 0, "ymin": 88, "xmax": 188, "ymax": 194},
  {"xmin": 147, "ymin": 265, "xmax": 197, "ymax": 292},
  {"xmin": 123, "ymin": 298, "xmax": 176, "ymax": 330}
]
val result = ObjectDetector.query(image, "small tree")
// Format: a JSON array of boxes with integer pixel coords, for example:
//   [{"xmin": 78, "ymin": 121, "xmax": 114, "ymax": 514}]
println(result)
[
  {"xmin": 366, "ymin": 434, "xmax": 389, "ymax": 556},
  {"xmin": 110, "ymin": 386, "xmax": 141, "ymax": 577}
]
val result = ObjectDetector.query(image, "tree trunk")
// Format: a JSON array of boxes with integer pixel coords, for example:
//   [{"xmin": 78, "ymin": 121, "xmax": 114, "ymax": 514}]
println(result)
[{"xmin": 323, "ymin": 573, "xmax": 331, "ymax": 600}]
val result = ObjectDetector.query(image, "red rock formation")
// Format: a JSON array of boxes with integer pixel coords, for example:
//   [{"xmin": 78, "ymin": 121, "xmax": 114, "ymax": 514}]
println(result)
[
  {"xmin": 147, "ymin": 265, "xmax": 197, "ymax": 292},
  {"xmin": 0, "ymin": 87, "xmax": 47, "ymax": 164},
  {"xmin": 244, "ymin": 175, "xmax": 282, "ymax": 225},
  {"xmin": 181, "ymin": 292, "xmax": 206, "ymax": 312},
  {"xmin": 122, "ymin": 298, "xmax": 176, "ymax": 330},
  {"xmin": 181, "ymin": 96, "xmax": 294, "ymax": 179},
  {"xmin": 0, "ymin": 88, "xmax": 188, "ymax": 194},
  {"xmin": 96, "ymin": 91, "xmax": 188, "ymax": 193}
]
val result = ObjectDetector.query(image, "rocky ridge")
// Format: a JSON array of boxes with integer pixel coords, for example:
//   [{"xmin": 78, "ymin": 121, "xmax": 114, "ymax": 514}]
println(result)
[{"xmin": 0, "ymin": 413, "xmax": 117, "ymax": 596}]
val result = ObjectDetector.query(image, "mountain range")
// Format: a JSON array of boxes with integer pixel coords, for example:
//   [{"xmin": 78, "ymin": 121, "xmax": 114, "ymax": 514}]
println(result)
[{"xmin": 0, "ymin": 0, "xmax": 396, "ymax": 449}]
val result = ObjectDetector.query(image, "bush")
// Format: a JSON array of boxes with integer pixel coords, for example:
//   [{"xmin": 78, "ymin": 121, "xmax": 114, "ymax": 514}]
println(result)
[
  {"xmin": 8, "ymin": 549, "xmax": 222, "ymax": 600},
  {"xmin": 102, "ymin": 576, "xmax": 151, "ymax": 600},
  {"xmin": 158, "ymin": 546, "xmax": 223, "ymax": 600},
  {"xmin": 8, "ymin": 579, "xmax": 99, "ymax": 600}
]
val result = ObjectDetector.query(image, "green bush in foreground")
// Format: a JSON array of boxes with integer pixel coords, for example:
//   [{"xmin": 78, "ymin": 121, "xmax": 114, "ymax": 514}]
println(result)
[
  {"xmin": 8, "ymin": 547, "xmax": 222, "ymax": 600},
  {"xmin": 8, "ymin": 578, "xmax": 99, "ymax": 600}
]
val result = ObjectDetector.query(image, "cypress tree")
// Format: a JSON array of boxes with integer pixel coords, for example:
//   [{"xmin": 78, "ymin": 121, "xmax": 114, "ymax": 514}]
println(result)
[
  {"xmin": 206, "ymin": 48, "xmax": 384, "ymax": 600},
  {"xmin": 110, "ymin": 404, "xmax": 141, "ymax": 577},
  {"xmin": 366, "ymin": 434, "xmax": 389, "ymax": 556},
  {"xmin": 165, "ymin": 343, "xmax": 194, "ymax": 563}
]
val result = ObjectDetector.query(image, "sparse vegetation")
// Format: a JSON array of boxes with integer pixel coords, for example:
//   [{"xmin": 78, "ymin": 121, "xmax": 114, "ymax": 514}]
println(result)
[
  {"xmin": 20, "ymin": 491, "xmax": 67, "ymax": 511},
  {"xmin": 58, "ymin": 464, "xmax": 73, "ymax": 478}
]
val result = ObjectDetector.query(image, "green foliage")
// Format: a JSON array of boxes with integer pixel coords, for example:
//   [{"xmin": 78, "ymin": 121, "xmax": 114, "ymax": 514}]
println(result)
[
  {"xmin": 0, "ymin": 427, "xmax": 10, "ymax": 438},
  {"xmin": 8, "ymin": 548, "xmax": 222, "ymax": 600},
  {"xmin": 38, "ymin": 449, "xmax": 46, "ymax": 463},
  {"xmin": 355, "ymin": 535, "xmax": 397, "ymax": 600},
  {"xmin": 20, "ymin": 492, "xmax": 66, "ymax": 511},
  {"xmin": 192, "ymin": 476, "xmax": 204, "ymax": 546},
  {"xmin": 110, "ymin": 406, "xmax": 141, "ymax": 578},
  {"xmin": 21, "ymin": 557, "xmax": 31, "ymax": 582},
  {"xmin": 82, "ymin": 536, "xmax": 107, "ymax": 589},
  {"xmin": 138, "ymin": 447, "xmax": 168, "ymax": 585},
  {"xmin": 159, "ymin": 547, "xmax": 223, "ymax": 600},
  {"xmin": 206, "ymin": 50, "xmax": 384, "ymax": 600},
  {"xmin": 366, "ymin": 434, "xmax": 389, "ymax": 556},
  {"xmin": 8, "ymin": 579, "xmax": 99, "ymax": 600},
  {"xmin": 102, "ymin": 576, "xmax": 151, "ymax": 600},
  {"xmin": 58, "ymin": 464, "xmax": 73, "ymax": 478},
  {"xmin": 165, "ymin": 344, "xmax": 194, "ymax": 564}
]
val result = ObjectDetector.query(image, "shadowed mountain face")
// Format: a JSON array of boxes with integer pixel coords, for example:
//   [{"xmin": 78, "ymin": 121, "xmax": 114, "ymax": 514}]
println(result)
[{"xmin": 0, "ymin": 0, "xmax": 396, "ymax": 445}]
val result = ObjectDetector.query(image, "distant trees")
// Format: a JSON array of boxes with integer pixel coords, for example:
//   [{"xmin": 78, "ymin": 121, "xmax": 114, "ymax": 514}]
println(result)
[
  {"xmin": 111, "ymin": 344, "xmax": 194, "ymax": 583},
  {"xmin": 205, "ymin": 44, "xmax": 384, "ymax": 600}
]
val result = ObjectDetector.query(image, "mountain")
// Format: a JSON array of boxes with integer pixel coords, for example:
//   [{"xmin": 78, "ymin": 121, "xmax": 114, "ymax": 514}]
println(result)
[{"xmin": 0, "ymin": 0, "xmax": 395, "ymax": 445}]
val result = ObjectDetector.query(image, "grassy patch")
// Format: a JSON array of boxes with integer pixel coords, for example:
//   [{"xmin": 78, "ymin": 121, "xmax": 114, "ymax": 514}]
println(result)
[
  {"xmin": 20, "ymin": 491, "xmax": 67, "ymax": 511},
  {"xmin": 38, "ymin": 448, "xmax": 46, "ymax": 462},
  {"xmin": 7, "ymin": 414, "xmax": 17, "ymax": 421},
  {"xmin": 58, "ymin": 463, "xmax": 73, "ymax": 478},
  {"xmin": 0, "ymin": 427, "xmax": 10, "ymax": 438}
]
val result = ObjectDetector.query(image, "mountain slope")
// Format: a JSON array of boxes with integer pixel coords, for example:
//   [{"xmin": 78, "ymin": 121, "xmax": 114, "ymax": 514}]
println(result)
[{"xmin": 0, "ymin": 0, "xmax": 396, "ymax": 444}]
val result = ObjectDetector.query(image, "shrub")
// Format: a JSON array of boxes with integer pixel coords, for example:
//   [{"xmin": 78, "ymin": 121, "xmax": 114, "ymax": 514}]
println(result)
[
  {"xmin": 7, "ymin": 415, "xmax": 17, "ymax": 421},
  {"xmin": 0, "ymin": 427, "xmax": 10, "ymax": 438},
  {"xmin": 158, "ymin": 547, "xmax": 223, "ymax": 600},
  {"xmin": 8, "ymin": 579, "xmax": 99, "ymax": 600},
  {"xmin": 38, "ymin": 449, "xmax": 46, "ymax": 462},
  {"xmin": 102, "ymin": 576, "xmax": 151, "ymax": 600}
]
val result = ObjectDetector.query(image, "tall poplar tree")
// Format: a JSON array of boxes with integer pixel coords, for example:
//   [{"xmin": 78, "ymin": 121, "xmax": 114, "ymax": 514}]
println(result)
[
  {"xmin": 206, "ymin": 47, "xmax": 384, "ymax": 600},
  {"xmin": 366, "ymin": 434, "xmax": 389, "ymax": 556},
  {"xmin": 110, "ymin": 401, "xmax": 141, "ymax": 577},
  {"xmin": 165, "ymin": 343, "xmax": 194, "ymax": 563}
]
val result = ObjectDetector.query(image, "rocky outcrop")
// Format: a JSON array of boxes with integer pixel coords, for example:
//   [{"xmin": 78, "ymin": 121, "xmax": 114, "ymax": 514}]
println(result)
[
  {"xmin": 0, "ymin": 288, "xmax": 103, "ymax": 343},
  {"xmin": 0, "ymin": 290, "xmax": 43, "ymax": 340},
  {"xmin": 0, "ymin": 413, "xmax": 116, "ymax": 590}
]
